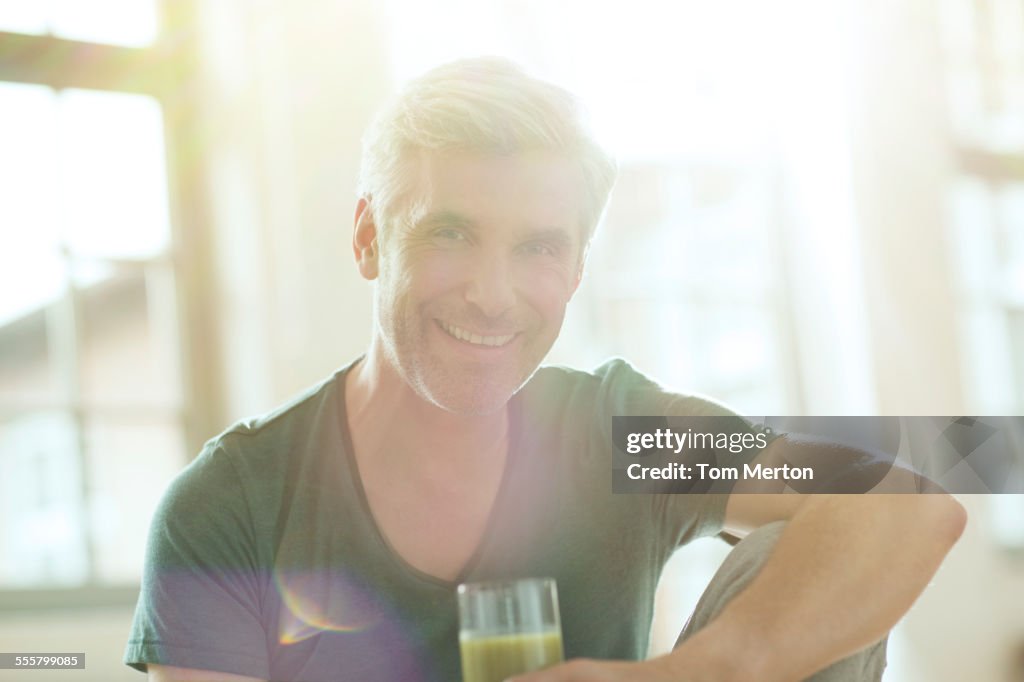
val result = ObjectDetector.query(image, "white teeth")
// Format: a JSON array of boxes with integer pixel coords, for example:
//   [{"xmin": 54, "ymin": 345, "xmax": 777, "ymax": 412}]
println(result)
[{"xmin": 440, "ymin": 321, "xmax": 515, "ymax": 347}]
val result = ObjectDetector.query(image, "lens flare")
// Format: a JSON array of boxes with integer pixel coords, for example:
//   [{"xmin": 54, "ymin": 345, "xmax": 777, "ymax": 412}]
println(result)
[{"xmin": 274, "ymin": 568, "xmax": 383, "ymax": 644}]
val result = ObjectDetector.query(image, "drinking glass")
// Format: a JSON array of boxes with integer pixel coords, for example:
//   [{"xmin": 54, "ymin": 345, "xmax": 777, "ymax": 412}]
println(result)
[{"xmin": 457, "ymin": 577, "xmax": 565, "ymax": 682}]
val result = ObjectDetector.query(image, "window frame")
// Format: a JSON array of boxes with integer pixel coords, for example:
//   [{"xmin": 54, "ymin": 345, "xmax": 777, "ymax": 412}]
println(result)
[{"xmin": 0, "ymin": 1, "xmax": 218, "ymax": 607}]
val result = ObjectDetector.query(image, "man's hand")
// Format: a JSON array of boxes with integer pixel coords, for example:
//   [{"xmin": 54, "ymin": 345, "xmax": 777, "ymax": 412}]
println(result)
[
  {"xmin": 506, "ymin": 633, "xmax": 744, "ymax": 682},
  {"xmin": 505, "ymin": 655, "xmax": 681, "ymax": 682}
]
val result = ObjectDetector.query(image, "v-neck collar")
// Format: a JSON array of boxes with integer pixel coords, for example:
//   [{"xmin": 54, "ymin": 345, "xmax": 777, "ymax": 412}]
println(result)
[{"xmin": 335, "ymin": 363, "xmax": 524, "ymax": 589}]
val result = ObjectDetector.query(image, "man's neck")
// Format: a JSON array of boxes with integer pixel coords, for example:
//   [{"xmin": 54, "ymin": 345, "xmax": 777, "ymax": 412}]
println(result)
[{"xmin": 345, "ymin": 345, "xmax": 510, "ymax": 473}]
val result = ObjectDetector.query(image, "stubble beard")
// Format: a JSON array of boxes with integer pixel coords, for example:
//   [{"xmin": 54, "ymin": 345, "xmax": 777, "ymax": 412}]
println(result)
[{"xmin": 378, "ymin": 304, "xmax": 547, "ymax": 417}]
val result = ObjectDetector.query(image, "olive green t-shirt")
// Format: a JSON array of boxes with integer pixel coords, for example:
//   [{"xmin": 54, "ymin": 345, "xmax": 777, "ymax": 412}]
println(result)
[{"xmin": 125, "ymin": 358, "xmax": 764, "ymax": 681}]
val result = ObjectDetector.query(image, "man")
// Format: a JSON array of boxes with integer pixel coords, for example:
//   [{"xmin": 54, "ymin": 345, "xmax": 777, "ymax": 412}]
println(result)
[{"xmin": 126, "ymin": 57, "xmax": 966, "ymax": 681}]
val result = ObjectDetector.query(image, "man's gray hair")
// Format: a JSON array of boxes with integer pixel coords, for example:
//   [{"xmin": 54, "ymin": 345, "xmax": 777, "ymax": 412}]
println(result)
[{"xmin": 357, "ymin": 57, "xmax": 618, "ymax": 247}]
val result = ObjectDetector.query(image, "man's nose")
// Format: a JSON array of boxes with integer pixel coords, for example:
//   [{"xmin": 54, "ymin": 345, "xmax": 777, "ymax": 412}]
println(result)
[{"xmin": 464, "ymin": 251, "xmax": 517, "ymax": 318}]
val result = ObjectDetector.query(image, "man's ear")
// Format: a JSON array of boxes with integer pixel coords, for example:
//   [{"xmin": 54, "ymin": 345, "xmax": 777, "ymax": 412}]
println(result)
[
  {"xmin": 353, "ymin": 197, "xmax": 379, "ymax": 280},
  {"xmin": 569, "ymin": 268, "xmax": 583, "ymax": 299},
  {"xmin": 569, "ymin": 245, "xmax": 589, "ymax": 299}
]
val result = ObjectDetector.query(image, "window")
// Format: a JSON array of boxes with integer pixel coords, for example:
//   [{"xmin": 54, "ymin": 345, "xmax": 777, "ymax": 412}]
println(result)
[
  {"xmin": 937, "ymin": 0, "xmax": 1024, "ymax": 549},
  {"xmin": 939, "ymin": 0, "xmax": 1024, "ymax": 412},
  {"xmin": 0, "ymin": 1, "xmax": 193, "ymax": 596}
]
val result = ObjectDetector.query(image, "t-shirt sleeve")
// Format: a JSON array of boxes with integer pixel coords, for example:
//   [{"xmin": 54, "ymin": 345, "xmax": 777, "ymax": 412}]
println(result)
[
  {"xmin": 593, "ymin": 358, "xmax": 779, "ymax": 548},
  {"xmin": 650, "ymin": 406, "xmax": 780, "ymax": 548},
  {"xmin": 124, "ymin": 441, "xmax": 270, "ymax": 678}
]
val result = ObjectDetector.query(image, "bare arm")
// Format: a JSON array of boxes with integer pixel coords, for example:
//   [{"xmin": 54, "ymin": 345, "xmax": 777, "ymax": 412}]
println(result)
[
  {"xmin": 148, "ymin": 664, "xmax": 265, "ymax": 682},
  {"xmin": 681, "ymin": 492, "xmax": 965, "ymax": 680},
  {"xmin": 511, "ymin": 437, "xmax": 966, "ymax": 682},
  {"xmin": 674, "ymin": 437, "xmax": 965, "ymax": 680}
]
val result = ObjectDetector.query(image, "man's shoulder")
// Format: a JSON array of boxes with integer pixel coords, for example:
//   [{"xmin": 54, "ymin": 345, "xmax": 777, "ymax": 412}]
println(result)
[
  {"xmin": 529, "ymin": 357, "xmax": 739, "ymax": 417},
  {"xmin": 531, "ymin": 357, "xmax": 647, "ymax": 393},
  {"xmin": 520, "ymin": 358, "xmax": 663, "ymax": 430},
  {"xmin": 158, "ymin": 366, "xmax": 353, "ymax": 522},
  {"xmin": 212, "ymin": 366, "xmax": 348, "ymax": 452},
  {"xmin": 168, "ymin": 365, "xmax": 351, "ymax": 499}
]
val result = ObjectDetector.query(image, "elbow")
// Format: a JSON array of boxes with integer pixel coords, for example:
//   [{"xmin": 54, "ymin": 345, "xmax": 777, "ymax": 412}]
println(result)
[
  {"xmin": 928, "ymin": 494, "xmax": 968, "ymax": 550},
  {"xmin": 890, "ymin": 493, "xmax": 967, "ymax": 555},
  {"xmin": 944, "ymin": 495, "xmax": 968, "ymax": 545}
]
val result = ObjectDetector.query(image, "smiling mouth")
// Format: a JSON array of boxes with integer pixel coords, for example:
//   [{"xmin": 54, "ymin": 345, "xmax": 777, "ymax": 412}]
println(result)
[{"xmin": 438, "ymin": 320, "xmax": 516, "ymax": 348}]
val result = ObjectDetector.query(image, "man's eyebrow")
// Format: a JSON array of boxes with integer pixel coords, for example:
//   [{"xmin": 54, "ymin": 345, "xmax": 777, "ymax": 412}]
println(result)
[
  {"xmin": 519, "ymin": 227, "xmax": 575, "ymax": 249},
  {"xmin": 411, "ymin": 211, "xmax": 577, "ymax": 249},
  {"xmin": 412, "ymin": 210, "xmax": 477, "ymax": 231}
]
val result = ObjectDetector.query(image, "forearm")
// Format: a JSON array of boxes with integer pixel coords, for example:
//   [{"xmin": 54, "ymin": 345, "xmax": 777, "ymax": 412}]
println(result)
[{"xmin": 671, "ymin": 494, "xmax": 966, "ymax": 682}]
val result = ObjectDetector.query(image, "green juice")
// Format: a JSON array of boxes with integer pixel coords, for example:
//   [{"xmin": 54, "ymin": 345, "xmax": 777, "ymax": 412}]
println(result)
[{"xmin": 459, "ymin": 630, "xmax": 564, "ymax": 682}]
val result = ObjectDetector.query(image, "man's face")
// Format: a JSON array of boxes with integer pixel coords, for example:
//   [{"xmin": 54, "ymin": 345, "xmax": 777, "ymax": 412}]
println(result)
[{"xmin": 372, "ymin": 151, "xmax": 584, "ymax": 415}]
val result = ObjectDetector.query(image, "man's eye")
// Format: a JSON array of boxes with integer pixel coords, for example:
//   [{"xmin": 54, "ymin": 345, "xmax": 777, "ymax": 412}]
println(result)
[
  {"xmin": 435, "ymin": 228, "xmax": 466, "ymax": 242},
  {"xmin": 523, "ymin": 242, "xmax": 555, "ymax": 257}
]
